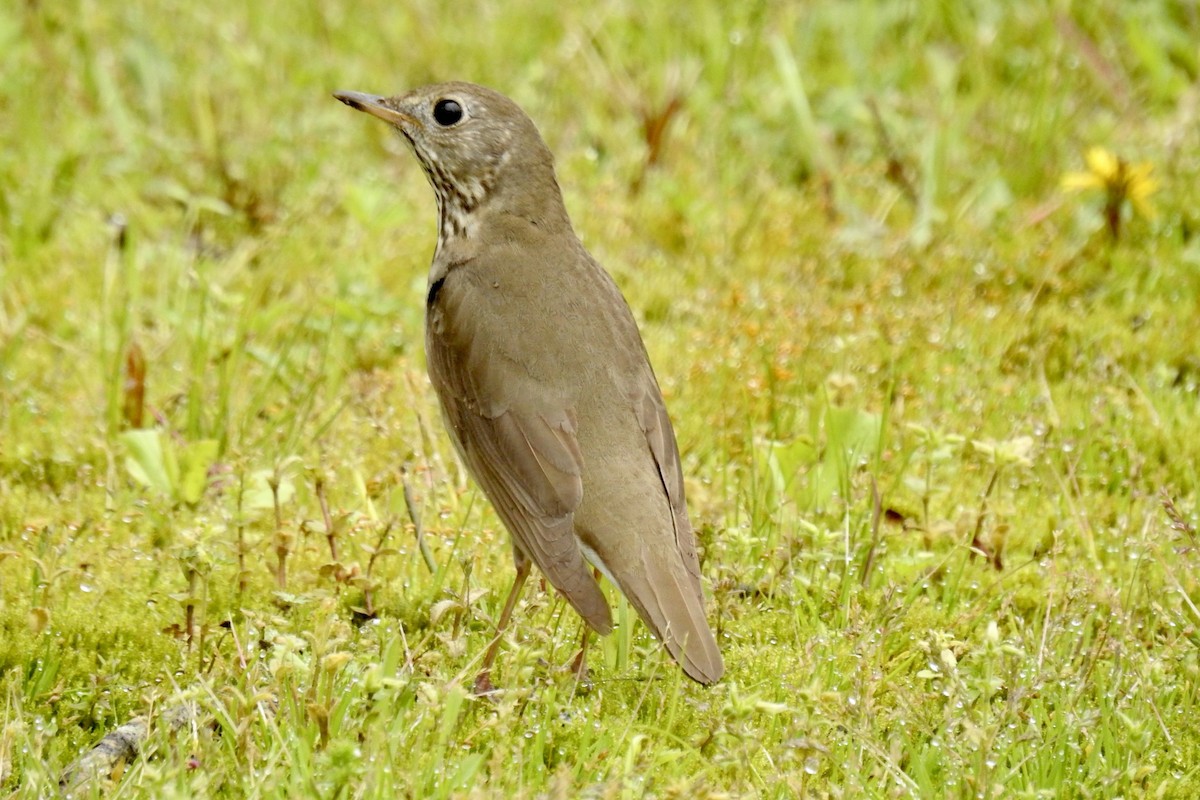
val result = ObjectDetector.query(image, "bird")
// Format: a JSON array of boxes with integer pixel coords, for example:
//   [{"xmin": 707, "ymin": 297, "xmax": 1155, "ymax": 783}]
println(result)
[{"xmin": 333, "ymin": 82, "xmax": 723, "ymax": 693}]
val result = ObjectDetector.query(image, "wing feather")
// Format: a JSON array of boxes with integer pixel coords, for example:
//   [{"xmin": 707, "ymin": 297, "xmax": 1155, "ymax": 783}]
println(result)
[
  {"xmin": 634, "ymin": 372, "xmax": 702, "ymax": 582},
  {"xmin": 427, "ymin": 281, "xmax": 612, "ymax": 633}
]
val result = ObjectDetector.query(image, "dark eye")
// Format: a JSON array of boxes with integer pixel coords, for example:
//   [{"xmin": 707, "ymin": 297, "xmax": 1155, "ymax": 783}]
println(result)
[{"xmin": 433, "ymin": 98, "xmax": 463, "ymax": 126}]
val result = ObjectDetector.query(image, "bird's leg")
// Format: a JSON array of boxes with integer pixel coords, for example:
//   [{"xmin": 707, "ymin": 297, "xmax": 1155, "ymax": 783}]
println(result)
[
  {"xmin": 568, "ymin": 625, "xmax": 591, "ymax": 680},
  {"xmin": 567, "ymin": 568, "xmax": 602, "ymax": 686},
  {"xmin": 474, "ymin": 559, "xmax": 532, "ymax": 697}
]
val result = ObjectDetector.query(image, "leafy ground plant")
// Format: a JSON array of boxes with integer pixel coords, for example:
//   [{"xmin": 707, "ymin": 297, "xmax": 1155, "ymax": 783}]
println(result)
[{"xmin": 2, "ymin": 0, "xmax": 1200, "ymax": 797}]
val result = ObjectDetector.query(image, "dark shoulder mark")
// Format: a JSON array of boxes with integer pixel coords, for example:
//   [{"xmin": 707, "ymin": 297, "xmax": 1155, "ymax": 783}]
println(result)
[
  {"xmin": 426, "ymin": 257, "xmax": 473, "ymax": 307},
  {"xmin": 426, "ymin": 276, "xmax": 446, "ymax": 306}
]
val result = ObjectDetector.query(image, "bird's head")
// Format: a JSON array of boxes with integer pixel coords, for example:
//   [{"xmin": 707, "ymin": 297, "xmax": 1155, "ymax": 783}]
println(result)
[{"xmin": 334, "ymin": 82, "xmax": 567, "ymax": 242}]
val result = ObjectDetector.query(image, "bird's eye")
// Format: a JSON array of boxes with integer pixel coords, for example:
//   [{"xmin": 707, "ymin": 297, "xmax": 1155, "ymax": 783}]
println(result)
[{"xmin": 433, "ymin": 98, "xmax": 464, "ymax": 126}]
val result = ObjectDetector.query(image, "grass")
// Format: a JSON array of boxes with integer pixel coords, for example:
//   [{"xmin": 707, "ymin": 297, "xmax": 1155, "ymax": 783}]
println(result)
[{"xmin": 2, "ymin": 0, "xmax": 1200, "ymax": 796}]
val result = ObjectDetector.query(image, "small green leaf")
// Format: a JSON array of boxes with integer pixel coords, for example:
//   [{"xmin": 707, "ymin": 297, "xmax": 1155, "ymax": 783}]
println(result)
[
  {"xmin": 179, "ymin": 439, "xmax": 219, "ymax": 505},
  {"xmin": 121, "ymin": 429, "xmax": 173, "ymax": 495},
  {"xmin": 760, "ymin": 436, "xmax": 817, "ymax": 501},
  {"xmin": 242, "ymin": 468, "xmax": 295, "ymax": 511},
  {"xmin": 825, "ymin": 406, "xmax": 882, "ymax": 464}
]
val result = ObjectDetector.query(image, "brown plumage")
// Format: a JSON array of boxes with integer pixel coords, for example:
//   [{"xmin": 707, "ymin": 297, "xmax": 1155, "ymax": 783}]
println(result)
[{"xmin": 334, "ymin": 82, "xmax": 723, "ymax": 687}]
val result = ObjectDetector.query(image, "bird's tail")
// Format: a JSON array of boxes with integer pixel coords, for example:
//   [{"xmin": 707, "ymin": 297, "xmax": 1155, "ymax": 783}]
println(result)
[{"xmin": 621, "ymin": 544, "xmax": 724, "ymax": 685}]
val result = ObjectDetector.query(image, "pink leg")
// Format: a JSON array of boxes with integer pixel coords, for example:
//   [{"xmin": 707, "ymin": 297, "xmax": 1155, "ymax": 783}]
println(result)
[{"xmin": 473, "ymin": 559, "xmax": 532, "ymax": 696}]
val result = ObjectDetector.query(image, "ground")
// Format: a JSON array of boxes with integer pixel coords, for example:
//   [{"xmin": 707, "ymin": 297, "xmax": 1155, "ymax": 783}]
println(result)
[{"xmin": 2, "ymin": 1, "xmax": 1200, "ymax": 797}]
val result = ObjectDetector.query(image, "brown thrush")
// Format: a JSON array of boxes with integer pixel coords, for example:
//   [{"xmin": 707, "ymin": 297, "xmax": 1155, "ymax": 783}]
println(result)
[{"xmin": 334, "ymin": 82, "xmax": 723, "ymax": 692}]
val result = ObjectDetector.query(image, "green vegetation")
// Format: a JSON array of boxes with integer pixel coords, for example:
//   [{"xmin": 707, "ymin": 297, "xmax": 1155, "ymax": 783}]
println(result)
[{"xmin": 3, "ymin": 0, "xmax": 1199, "ymax": 796}]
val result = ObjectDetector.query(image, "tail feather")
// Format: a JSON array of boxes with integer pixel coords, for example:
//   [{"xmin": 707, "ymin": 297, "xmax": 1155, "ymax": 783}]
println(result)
[{"xmin": 631, "ymin": 546, "xmax": 724, "ymax": 684}]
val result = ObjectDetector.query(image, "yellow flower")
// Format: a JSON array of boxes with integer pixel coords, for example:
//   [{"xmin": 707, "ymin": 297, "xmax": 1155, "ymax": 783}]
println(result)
[
  {"xmin": 1061, "ymin": 146, "xmax": 1158, "ymax": 239},
  {"xmin": 1122, "ymin": 161, "xmax": 1159, "ymax": 221}
]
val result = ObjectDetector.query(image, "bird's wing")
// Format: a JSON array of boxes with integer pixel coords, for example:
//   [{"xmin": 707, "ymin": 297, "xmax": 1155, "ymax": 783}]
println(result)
[
  {"xmin": 633, "ymin": 377, "xmax": 702, "ymax": 583},
  {"xmin": 426, "ymin": 287, "xmax": 613, "ymax": 634},
  {"xmin": 624, "ymin": 369, "xmax": 724, "ymax": 684}
]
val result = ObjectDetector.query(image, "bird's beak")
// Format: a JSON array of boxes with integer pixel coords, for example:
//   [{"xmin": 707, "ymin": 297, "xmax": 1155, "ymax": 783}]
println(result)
[{"xmin": 333, "ymin": 91, "xmax": 419, "ymax": 129}]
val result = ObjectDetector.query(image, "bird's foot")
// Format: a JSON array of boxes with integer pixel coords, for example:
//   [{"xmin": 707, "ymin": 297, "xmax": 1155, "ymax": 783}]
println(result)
[
  {"xmin": 566, "ymin": 648, "xmax": 594, "ymax": 693},
  {"xmin": 473, "ymin": 670, "xmax": 498, "ymax": 698}
]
